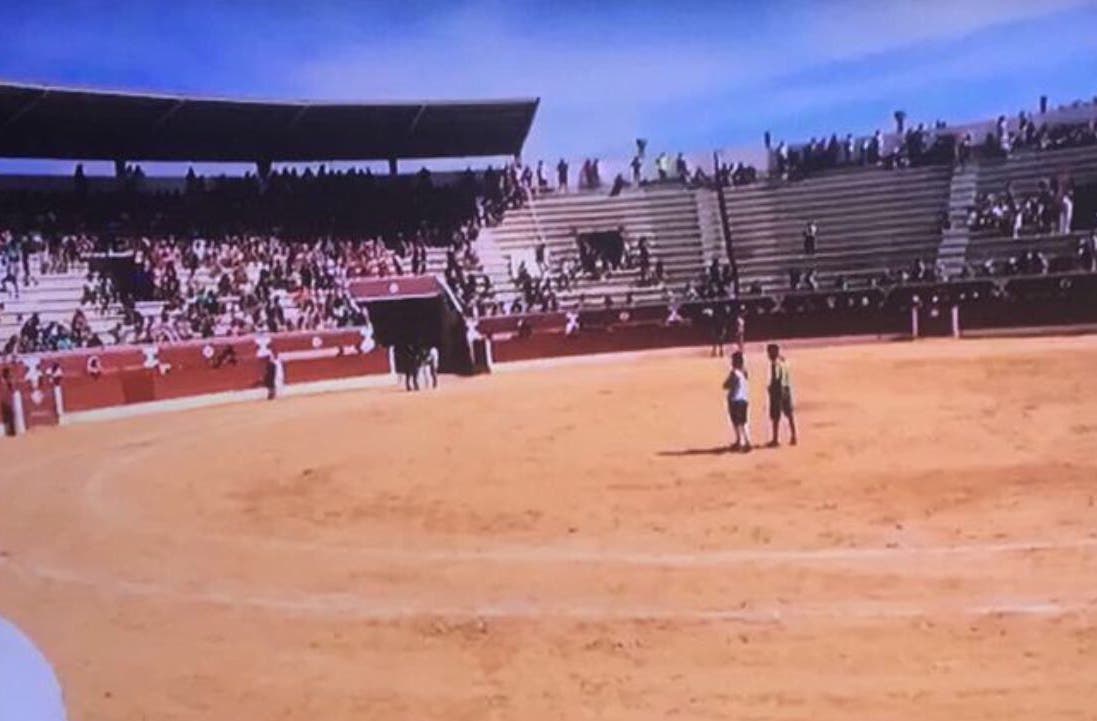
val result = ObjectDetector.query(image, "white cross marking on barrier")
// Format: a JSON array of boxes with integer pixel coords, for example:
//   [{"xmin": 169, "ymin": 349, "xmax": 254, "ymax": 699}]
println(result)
[
  {"xmin": 465, "ymin": 318, "xmax": 481, "ymax": 344},
  {"xmin": 565, "ymin": 312, "xmax": 580, "ymax": 335},
  {"xmin": 22, "ymin": 357, "xmax": 42, "ymax": 388},
  {"xmin": 359, "ymin": 327, "xmax": 376, "ymax": 354}
]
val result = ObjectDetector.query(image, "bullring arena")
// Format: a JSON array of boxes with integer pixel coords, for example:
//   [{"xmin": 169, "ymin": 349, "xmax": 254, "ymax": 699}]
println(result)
[{"xmin": 2, "ymin": 332, "xmax": 1097, "ymax": 720}]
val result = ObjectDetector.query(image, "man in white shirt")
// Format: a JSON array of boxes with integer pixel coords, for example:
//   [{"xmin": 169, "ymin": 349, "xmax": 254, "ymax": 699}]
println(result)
[
  {"xmin": 1060, "ymin": 191, "xmax": 1074, "ymax": 235},
  {"xmin": 722, "ymin": 351, "xmax": 753, "ymax": 453}
]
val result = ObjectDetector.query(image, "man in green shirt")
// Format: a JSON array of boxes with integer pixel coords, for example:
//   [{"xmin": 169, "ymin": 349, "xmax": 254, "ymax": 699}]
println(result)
[{"xmin": 766, "ymin": 343, "xmax": 798, "ymax": 447}]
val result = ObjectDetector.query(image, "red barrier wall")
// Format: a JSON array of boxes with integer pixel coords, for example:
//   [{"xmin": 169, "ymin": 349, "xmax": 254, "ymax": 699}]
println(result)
[
  {"xmin": 22, "ymin": 386, "xmax": 59, "ymax": 429},
  {"xmin": 2, "ymin": 328, "xmax": 391, "ymax": 425},
  {"xmin": 283, "ymin": 351, "xmax": 391, "ymax": 384},
  {"xmin": 491, "ymin": 323, "xmax": 709, "ymax": 363}
]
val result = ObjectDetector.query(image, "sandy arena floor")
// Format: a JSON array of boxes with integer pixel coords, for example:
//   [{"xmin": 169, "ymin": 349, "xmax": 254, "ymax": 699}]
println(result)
[{"xmin": 2, "ymin": 334, "xmax": 1097, "ymax": 720}]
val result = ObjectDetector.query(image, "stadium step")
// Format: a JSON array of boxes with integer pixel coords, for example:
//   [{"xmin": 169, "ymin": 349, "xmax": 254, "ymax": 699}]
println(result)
[{"xmin": 938, "ymin": 162, "xmax": 977, "ymax": 276}]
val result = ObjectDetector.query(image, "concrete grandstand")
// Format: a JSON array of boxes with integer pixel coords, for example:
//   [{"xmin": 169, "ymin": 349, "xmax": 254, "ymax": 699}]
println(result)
[{"xmin": 2, "ymin": 84, "xmax": 1097, "ymax": 433}]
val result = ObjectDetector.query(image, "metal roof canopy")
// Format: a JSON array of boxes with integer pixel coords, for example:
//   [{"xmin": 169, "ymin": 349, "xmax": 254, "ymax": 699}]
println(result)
[{"xmin": 0, "ymin": 82, "xmax": 538, "ymax": 162}]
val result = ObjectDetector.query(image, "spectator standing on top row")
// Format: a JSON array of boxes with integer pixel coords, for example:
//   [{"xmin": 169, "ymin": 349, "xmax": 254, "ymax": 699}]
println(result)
[
  {"xmin": 676, "ymin": 153, "xmax": 689, "ymax": 183},
  {"xmin": 557, "ymin": 158, "xmax": 568, "ymax": 192},
  {"xmin": 959, "ymin": 132, "xmax": 973, "ymax": 168},
  {"xmin": 656, "ymin": 152, "xmax": 670, "ymax": 181},
  {"xmin": 579, "ymin": 158, "xmax": 602, "ymax": 189}
]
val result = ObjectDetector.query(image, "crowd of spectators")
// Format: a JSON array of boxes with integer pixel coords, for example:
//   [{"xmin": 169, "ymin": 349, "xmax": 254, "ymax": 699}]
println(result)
[
  {"xmin": 0, "ymin": 161, "xmax": 523, "ymax": 243},
  {"xmin": 678, "ymin": 257, "xmax": 734, "ymax": 302},
  {"xmin": 1, "ymin": 309, "xmax": 103, "ymax": 355},
  {"xmin": 772, "ymin": 120, "xmax": 954, "ymax": 180},
  {"xmin": 443, "ymin": 228, "xmax": 498, "ymax": 314},
  {"xmin": 2, "ymin": 231, "xmax": 386, "ymax": 354},
  {"xmin": 780, "ymin": 230, "xmax": 1097, "ymax": 297},
  {"xmin": 5, "ymin": 102, "xmax": 1097, "ymax": 351},
  {"xmin": 496, "ymin": 232, "xmax": 670, "ymax": 315},
  {"xmin": 0, "ymin": 160, "xmax": 537, "ymax": 353},
  {"xmin": 962, "ymin": 233, "xmax": 1097, "ymax": 278},
  {"xmin": 768, "ymin": 105, "xmax": 1097, "ymax": 182},
  {"xmin": 968, "ymin": 179, "xmax": 1075, "ymax": 237},
  {"xmin": 978, "ymin": 114, "xmax": 1097, "ymax": 159},
  {"xmin": 516, "ymin": 150, "xmax": 759, "ymax": 198},
  {"xmin": 1, "ymin": 230, "xmax": 99, "ymax": 299},
  {"xmin": 125, "ymin": 234, "xmax": 377, "ymax": 341}
]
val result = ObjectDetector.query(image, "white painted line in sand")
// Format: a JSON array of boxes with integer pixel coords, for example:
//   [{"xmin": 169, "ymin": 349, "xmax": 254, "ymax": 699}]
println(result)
[{"xmin": 3, "ymin": 555, "xmax": 1093, "ymax": 623}]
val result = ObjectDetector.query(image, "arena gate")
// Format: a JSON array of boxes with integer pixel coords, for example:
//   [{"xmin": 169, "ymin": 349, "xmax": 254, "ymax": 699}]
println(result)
[{"xmin": 348, "ymin": 275, "xmax": 475, "ymax": 375}]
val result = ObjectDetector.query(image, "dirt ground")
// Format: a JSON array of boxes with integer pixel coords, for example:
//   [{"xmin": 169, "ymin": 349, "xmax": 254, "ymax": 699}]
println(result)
[{"xmin": 2, "ymin": 334, "xmax": 1097, "ymax": 720}]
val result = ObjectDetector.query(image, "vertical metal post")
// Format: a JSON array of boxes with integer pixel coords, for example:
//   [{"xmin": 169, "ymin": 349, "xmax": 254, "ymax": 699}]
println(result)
[
  {"xmin": 713, "ymin": 151, "xmax": 740, "ymax": 297},
  {"xmin": 11, "ymin": 390, "xmax": 26, "ymax": 436}
]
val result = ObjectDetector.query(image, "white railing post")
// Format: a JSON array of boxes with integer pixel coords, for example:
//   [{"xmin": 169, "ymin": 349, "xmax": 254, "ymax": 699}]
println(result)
[
  {"xmin": 53, "ymin": 384, "xmax": 65, "ymax": 419},
  {"xmin": 910, "ymin": 306, "xmax": 920, "ymax": 339},
  {"xmin": 951, "ymin": 305, "xmax": 961, "ymax": 338},
  {"xmin": 11, "ymin": 390, "xmax": 26, "ymax": 436}
]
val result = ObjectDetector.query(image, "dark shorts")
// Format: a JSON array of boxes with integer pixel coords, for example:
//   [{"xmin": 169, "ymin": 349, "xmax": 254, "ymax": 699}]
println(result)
[
  {"xmin": 769, "ymin": 389, "xmax": 794, "ymax": 420},
  {"xmin": 727, "ymin": 398, "xmax": 749, "ymax": 426}
]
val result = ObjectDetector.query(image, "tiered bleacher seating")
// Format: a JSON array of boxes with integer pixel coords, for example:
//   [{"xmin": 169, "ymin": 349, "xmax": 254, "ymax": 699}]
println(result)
[
  {"xmin": 0, "ymin": 268, "xmax": 122, "ymax": 341},
  {"xmin": 721, "ymin": 164, "xmax": 953, "ymax": 291},
  {"xmin": 476, "ymin": 187, "xmax": 705, "ymax": 308},
  {"xmin": 960, "ymin": 144, "xmax": 1097, "ymax": 267},
  {"xmin": 4, "ymin": 108, "xmax": 1095, "ymax": 347},
  {"xmin": 125, "ymin": 265, "xmax": 324, "ymax": 332},
  {"xmin": 0, "ymin": 236, "xmax": 401, "ymax": 351}
]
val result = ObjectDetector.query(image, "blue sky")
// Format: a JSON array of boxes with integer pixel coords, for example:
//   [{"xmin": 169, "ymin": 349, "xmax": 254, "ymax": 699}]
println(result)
[{"xmin": 1, "ymin": 0, "xmax": 1096, "ymax": 173}]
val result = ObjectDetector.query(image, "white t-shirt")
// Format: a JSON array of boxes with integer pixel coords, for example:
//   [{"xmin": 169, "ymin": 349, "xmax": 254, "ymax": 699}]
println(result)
[{"xmin": 729, "ymin": 368, "xmax": 749, "ymax": 403}]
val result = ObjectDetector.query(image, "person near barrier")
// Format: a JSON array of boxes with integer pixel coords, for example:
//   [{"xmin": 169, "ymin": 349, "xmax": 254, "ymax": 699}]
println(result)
[
  {"xmin": 418, "ymin": 345, "xmax": 439, "ymax": 390},
  {"xmin": 0, "ymin": 367, "xmax": 13, "ymax": 435},
  {"xmin": 402, "ymin": 345, "xmax": 416, "ymax": 392},
  {"xmin": 265, "ymin": 352, "xmax": 284, "ymax": 400}
]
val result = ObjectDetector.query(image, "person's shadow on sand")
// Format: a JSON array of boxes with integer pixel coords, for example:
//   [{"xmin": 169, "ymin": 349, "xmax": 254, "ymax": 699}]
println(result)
[
  {"xmin": 657, "ymin": 445, "xmax": 734, "ymax": 457},
  {"xmin": 658, "ymin": 444, "xmax": 778, "ymax": 457}
]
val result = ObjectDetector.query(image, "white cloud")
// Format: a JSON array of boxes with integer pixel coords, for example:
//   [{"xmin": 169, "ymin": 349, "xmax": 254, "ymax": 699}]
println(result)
[
  {"xmin": 285, "ymin": 0, "xmax": 1097, "ymax": 157},
  {"xmin": 800, "ymin": 0, "xmax": 1095, "ymax": 62}
]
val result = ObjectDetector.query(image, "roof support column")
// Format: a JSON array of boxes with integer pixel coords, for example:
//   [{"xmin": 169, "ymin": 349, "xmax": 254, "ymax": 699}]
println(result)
[
  {"xmin": 255, "ymin": 159, "xmax": 272, "ymax": 193},
  {"xmin": 388, "ymin": 158, "xmax": 398, "ymax": 176},
  {"xmin": 113, "ymin": 159, "xmax": 128, "ymax": 191}
]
